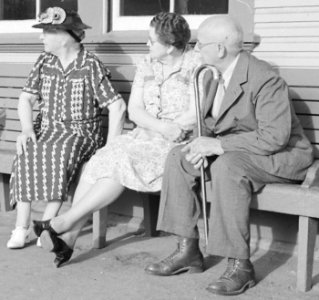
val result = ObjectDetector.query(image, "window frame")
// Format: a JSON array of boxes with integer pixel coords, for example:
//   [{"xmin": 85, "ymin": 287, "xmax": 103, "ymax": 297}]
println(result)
[
  {"xmin": 0, "ymin": 0, "xmax": 255, "ymax": 44},
  {"xmin": 0, "ymin": 0, "xmax": 40, "ymax": 34},
  {"xmin": 110, "ymin": 0, "xmax": 254, "ymax": 42},
  {"xmin": 111, "ymin": 0, "xmax": 215, "ymax": 31}
]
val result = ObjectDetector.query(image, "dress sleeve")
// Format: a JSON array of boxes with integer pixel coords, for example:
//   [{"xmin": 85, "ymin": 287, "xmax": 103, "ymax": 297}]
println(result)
[
  {"xmin": 91, "ymin": 58, "xmax": 123, "ymax": 108},
  {"xmin": 22, "ymin": 52, "xmax": 47, "ymax": 96},
  {"xmin": 132, "ymin": 55, "xmax": 151, "ymax": 89}
]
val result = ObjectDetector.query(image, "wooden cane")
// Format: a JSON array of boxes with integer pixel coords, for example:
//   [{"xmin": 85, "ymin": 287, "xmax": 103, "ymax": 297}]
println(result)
[{"xmin": 193, "ymin": 64, "xmax": 219, "ymax": 248}]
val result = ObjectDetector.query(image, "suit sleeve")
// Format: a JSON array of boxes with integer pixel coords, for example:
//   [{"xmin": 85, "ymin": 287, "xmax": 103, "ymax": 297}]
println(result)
[{"xmin": 220, "ymin": 73, "xmax": 292, "ymax": 155}]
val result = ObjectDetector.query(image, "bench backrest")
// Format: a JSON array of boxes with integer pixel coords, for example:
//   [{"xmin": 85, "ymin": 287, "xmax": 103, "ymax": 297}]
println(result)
[{"xmin": 1, "ymin": 57, "xmax": 319, "ymax": 158}]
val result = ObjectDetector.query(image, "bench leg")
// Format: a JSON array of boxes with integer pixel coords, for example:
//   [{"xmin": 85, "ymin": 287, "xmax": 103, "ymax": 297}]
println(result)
[
  {"xmin": 141, "ymin": 193, "xmax": 160, "ymax": 237},
  {"xmin": 0, "ymin": 174, "xmax": 11, "ymax": 212},
  {"xmin": 92, "ymin": 207, "xmax": 108, "ymax": 249},
  {"xmin": 297, "ymin": 216, "xmax": 317, "ymax": 292}
]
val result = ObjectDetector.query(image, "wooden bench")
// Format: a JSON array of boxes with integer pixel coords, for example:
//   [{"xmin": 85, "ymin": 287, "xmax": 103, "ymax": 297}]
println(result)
[{"xmin": 1, "ymin": 60, "xmax": 319, "ymax": 292}]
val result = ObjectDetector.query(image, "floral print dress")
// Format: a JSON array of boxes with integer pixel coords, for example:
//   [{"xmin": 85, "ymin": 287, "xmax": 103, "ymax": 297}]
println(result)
[{"xmin": 82, "ymin": 48, "xmax": 201, "ymax": 192}]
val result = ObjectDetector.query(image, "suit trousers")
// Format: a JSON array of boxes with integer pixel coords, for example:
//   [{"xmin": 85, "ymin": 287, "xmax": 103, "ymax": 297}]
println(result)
[{"xmin": 157, "ymin": 146, "xmax": 298, "ymax": 259}]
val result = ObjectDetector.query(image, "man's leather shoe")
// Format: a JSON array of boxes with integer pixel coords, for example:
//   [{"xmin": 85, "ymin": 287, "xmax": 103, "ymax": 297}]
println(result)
[
  {"xmin": 145, "ymin": 237, "xmax": 204, "ymax": 276},
  {"xmin": 206, "ymin": 258, "xmax": 256, "ymax": 295}
]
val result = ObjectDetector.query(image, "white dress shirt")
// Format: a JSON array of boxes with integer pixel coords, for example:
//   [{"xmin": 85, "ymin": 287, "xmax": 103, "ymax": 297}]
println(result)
[{"xmin": 212, "ymin": 54, "xmax": 240, "ymax": 119}]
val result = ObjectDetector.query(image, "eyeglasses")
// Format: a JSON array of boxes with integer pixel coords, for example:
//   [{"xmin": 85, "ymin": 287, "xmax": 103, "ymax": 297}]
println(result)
[{"xmin": 195, "ymin": 41, "xmax": 220, "ymax": 50}]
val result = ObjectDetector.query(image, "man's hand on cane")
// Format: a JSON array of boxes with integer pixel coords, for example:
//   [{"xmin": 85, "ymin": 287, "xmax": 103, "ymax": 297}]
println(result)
[{"xmin": 181, "ymin": 136, "xmax": 224, "ymax": 169}]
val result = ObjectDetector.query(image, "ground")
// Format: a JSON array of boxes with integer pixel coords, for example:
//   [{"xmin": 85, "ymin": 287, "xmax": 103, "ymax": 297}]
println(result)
[{"xmin": 1, "ymin": 202, "xmax": 319, "ymax": 300}]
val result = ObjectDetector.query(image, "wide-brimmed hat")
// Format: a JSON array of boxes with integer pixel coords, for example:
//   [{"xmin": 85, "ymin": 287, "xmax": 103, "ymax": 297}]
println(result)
[{"xmin": 32, "ymin": 7, "xmax": 91, "ymax": 30}]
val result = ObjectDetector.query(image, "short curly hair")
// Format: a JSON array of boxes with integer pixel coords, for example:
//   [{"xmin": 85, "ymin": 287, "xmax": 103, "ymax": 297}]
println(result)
[{"xmin": 150, "ymin": 12, "xmax": 191, "ymax": 50}]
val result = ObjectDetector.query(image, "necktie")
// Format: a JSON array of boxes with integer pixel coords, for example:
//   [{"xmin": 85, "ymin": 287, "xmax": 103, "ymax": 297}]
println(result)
[{"xmin": 212, "ymin": 76, "xmax": 225, "ymax": 119}]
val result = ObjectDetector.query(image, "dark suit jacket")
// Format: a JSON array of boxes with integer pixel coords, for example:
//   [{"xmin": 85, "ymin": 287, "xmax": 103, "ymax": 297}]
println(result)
[{"xmin": 201, "ymin": 51, "xmax": 313, "ymax": 180}]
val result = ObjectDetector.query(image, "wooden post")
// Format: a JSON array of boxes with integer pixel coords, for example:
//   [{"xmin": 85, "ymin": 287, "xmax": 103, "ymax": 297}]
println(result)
[
  {"xmin": 92, "ymin": 206, "xmax": 108, "ymax": 249},
  {"xmin": 297, "ymin": 216, "xmax": 317, "ymax": 291},
  {"xmin": 0, "ymin": 174, "xmax": 11, "ymax": 212},
  {"xmin": 141, "ymin": 193, "xmax": 160, "ymax": 237}
]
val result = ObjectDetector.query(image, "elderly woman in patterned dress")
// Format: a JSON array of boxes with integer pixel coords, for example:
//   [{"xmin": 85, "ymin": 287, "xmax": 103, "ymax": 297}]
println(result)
[
  {"xmin": 7, "ymin": 7, "xmax": 126, "ymax": 249},
  {"xmin": 33, "ymin": 12, "xmax": 205, "ymax": 267}
]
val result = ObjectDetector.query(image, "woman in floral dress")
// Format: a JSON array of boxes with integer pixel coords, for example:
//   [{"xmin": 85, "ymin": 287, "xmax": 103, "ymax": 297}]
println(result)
[
  {"xmin": 7, "ymin": 7, "xmax": 126, "ymax": 249},
  {"xmin": 34, "ymin": 12, "xmax": 204, "ymax": 267}
]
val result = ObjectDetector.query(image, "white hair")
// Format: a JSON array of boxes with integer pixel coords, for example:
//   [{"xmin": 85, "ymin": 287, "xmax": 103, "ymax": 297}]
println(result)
[{"xmin": 199, "ymin": 16, "xmax": 243, "ymax": 55}]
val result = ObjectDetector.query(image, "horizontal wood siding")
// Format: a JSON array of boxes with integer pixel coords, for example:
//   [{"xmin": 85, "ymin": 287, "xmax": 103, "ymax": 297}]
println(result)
[
  {"xmin": 253, "ymin": 0, "xmax": 319, "ymax": 157},
  {"xmin": 254, "ymin": 0, "xmax": 319, "ymax": 69}
]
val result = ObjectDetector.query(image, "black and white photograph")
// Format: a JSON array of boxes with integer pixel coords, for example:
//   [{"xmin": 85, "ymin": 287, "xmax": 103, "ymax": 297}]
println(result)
[{"xmin": 0, "ymin": 0, "xmax": 319, "ymax": 299}]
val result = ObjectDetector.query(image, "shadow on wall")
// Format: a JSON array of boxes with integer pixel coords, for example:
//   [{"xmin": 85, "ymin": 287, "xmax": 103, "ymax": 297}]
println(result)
[{"xmin": 0, "ymin": 108, "xmax": 5, "ymax": 138}]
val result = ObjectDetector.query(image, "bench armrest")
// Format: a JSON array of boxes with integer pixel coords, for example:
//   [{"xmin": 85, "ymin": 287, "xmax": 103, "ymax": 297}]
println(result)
[{"xmin": 301, "ymin": 159, "xmax": 319, "ymax": 188}]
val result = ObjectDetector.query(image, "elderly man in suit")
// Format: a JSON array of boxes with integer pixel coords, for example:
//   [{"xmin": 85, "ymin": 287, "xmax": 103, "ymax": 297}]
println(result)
[{"xmin": 145, "ymin": 16, "xmax": 314, "ymax": 296}]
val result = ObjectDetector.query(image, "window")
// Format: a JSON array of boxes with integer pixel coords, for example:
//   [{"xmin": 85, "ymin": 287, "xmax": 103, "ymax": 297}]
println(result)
[
  {"xmin": 111, "ymin": 0, "xmax": 254, "ymax": 42},
  {"xmin": 0, "ymin": 0, "xmax": 36, "ymax": 20},
  {"xmin": 0, "ymin": 0, "xmax": 37, "ymax": 33},
  {"xmin": 119, "ymin": 0, "xmax": 227, "ymax": 16},
  {"xmin": 0, "ymin": 0, "xmax": 77, "ymax": 33},
  {"xmin": 112, "ymin": 0, "xmax": 228, "ymax": 31}
]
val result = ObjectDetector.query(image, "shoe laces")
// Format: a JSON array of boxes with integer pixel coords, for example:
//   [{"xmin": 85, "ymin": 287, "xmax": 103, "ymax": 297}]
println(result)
[
  {"xmin": 160, "ymin": 245, "xmax": 181, "ymax": 266},
  {"xmin": 222, "ymin": 258, "xmax": 240, "ymax": 279}
]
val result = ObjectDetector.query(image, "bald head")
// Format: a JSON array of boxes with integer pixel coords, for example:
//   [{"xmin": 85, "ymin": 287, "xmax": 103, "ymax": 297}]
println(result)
[{"xmin": 198, "ymin": 16, "xmax": 243, "ymax": 56}]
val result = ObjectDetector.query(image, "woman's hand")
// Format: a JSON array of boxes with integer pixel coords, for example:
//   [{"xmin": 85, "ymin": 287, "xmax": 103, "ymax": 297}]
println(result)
[
  {"xmin": 159, "ymin": 121, "xmax": 185, "ymax": 143},
  {"xmin": 16, "ymin": 129, "xmax": 37, "ymax": 155}
]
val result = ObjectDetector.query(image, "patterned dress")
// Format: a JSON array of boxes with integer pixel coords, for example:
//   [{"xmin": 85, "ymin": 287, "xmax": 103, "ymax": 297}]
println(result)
[
  {"xmin": 81, "ymin": 48, "xmax": 201, "ymax": 192},
  {"xmin": 10, "ymin": 46, "xmax": 123, "ymax": 204}
]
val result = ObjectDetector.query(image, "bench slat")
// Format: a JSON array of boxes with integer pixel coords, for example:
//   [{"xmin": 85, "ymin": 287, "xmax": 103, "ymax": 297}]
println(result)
[
  {"xmin": 0, "ymin": 148, "xmax": 15, "ymax": 173},
  {"xmin": 0, "ymin": 63, "xmax": 137, "ymax": 82},
  {"xmin": 0, "ymin": 98, "xmax": 18, "ymax": 109},
  {"xmin": 0, "ymin": 87, "xmax": 20, "ymax": 98},
  {"xmin": 290, "ymin": 87, "xmax": 319, "ymax": 101},
  {"xmin": 0, "ymin": 77, "xmax": 26, "ymax": 87},
  {"xmin": 298, "ymin": 115, "xmax": 319, "ymax": 129},
  {"xmin": 293, "ymin": 99, "xmax": 319, "ymax": 114},
  {"xmin": 279, "ymin": 68, "xmax": 319, "ymax": 86}
]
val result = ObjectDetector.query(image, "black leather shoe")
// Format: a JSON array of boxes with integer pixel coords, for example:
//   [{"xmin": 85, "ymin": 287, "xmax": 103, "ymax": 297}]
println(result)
[
  {"xmin": 206, "ymin": 258, "xmax": 256, "ymax": 296},
  {"xmin": 145, "ymin": 237, "xmax": 204, "ymax": 276},
  {"xmin": 33, "ymin": 219, "xmax": 52, "ymax": 237},
  {"xmin": 40, "ymin": 229, "xmax": 73, "ymax": 268},
  {"xmin": 53, "ymin": 239, "xmax": 73, "ymax": 268}
]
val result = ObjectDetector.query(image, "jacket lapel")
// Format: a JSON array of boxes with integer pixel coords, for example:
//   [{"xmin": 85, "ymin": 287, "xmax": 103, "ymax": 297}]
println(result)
[{"xmin": 215, "ymin": 52, "xmax": 249, "ymax": 122}]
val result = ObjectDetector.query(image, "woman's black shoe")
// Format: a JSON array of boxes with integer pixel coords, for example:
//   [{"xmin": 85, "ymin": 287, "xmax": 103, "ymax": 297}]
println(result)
[
  {"xmin": 54, "ymin": 240, "xmax": 74, "ymax": 268},
  {"xmin": 40, "ymin": 228, "xmax": 73, "ymax": 268},
  {"xmin": 33, "ymin": 219, "xmax": 53, "ymax": 237}
]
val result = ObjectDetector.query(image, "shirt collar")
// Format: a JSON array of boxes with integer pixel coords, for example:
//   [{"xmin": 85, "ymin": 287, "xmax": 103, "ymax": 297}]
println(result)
[{"xmin": 221, "ymin": 53, "xmax": 240, "ymax": 89}]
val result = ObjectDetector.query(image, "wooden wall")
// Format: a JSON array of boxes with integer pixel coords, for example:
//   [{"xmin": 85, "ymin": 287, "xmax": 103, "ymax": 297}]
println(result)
[
  {"xmin": 253, "ymin": 0, "xmax": 319, "ymax": 157},
  {"xmin": 253, "ymin": 0, "xmax": 319, "ymax": 67}
]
